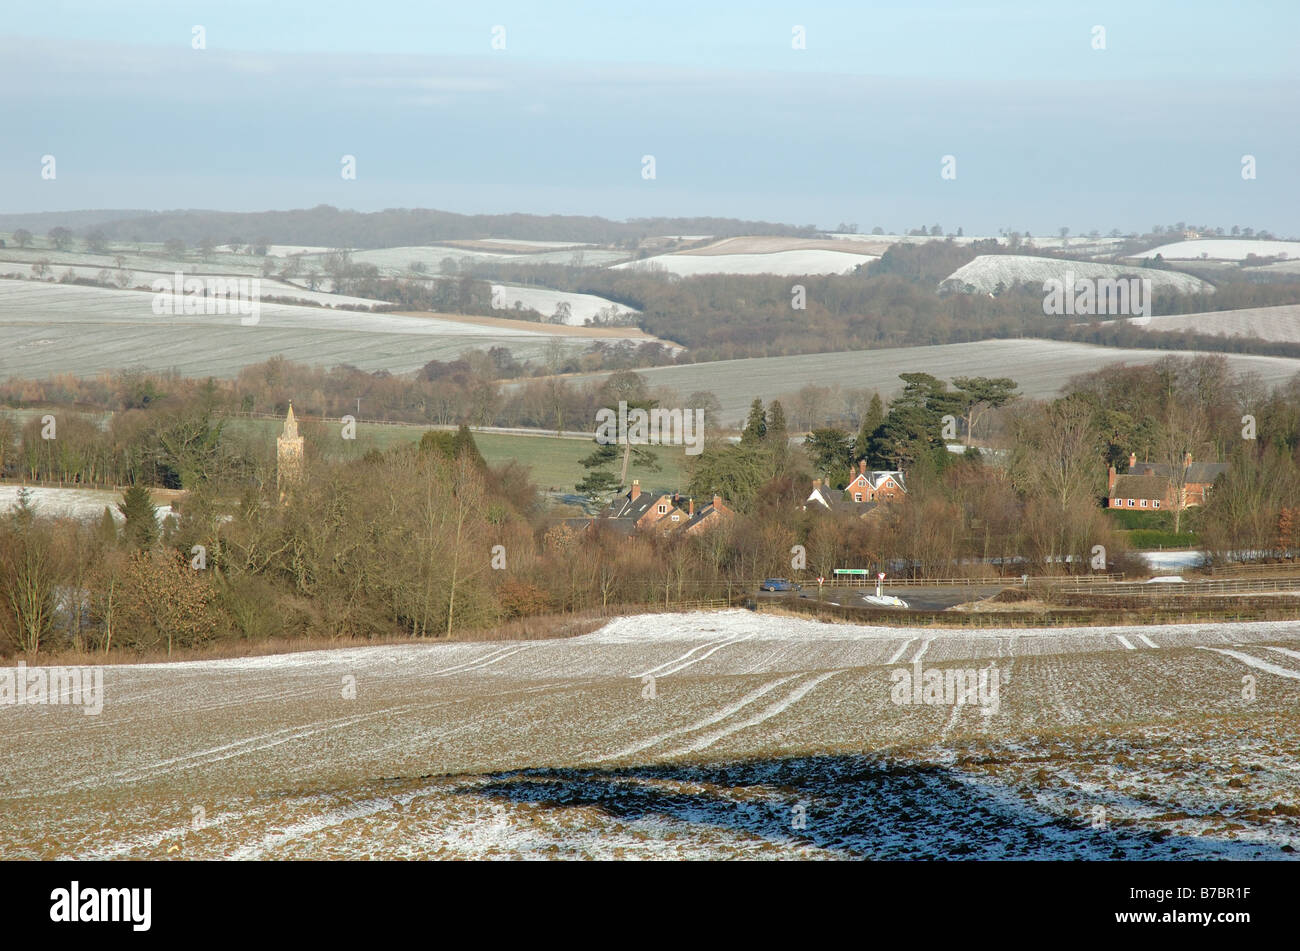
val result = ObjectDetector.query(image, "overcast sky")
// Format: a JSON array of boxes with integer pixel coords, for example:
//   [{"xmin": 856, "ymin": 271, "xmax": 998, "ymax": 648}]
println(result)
[{"xmin": 4, "ymin": 0, "xmax": 1297, "ymax": 235}]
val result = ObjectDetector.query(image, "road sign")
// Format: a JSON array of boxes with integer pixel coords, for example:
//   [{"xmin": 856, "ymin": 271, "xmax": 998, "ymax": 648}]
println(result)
[
  {"xmin": 878, "ymin": 572, "xmax": 886, "ymax": 580},
  {"xmin": 817, "ymin": 577, "xmax": 824, "ymax": 586}
]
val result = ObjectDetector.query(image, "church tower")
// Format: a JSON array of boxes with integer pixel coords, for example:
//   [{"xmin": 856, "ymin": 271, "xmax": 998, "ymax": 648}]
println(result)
[{"xmin": 276, "ymin": 401, "xmax": 304, "ymax": 498}]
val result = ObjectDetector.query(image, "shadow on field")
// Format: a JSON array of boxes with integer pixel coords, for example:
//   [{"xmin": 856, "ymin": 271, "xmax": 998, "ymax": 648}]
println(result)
[{"xmin": 447, "ymin": 754, "xmax": 1259, "ymax": 859}]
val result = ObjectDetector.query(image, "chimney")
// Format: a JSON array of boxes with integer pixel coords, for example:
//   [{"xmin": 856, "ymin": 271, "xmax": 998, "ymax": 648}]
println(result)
[
  {"xmin": 713, "ymin": 493, "xmax": 722, "ymax": 509},
  {"xmin": 688, "ymin": 498, "xmax": 695, "ymax": 516},
  {"xmin": 813, "ymin": 478, "xmax": 822, "ymax": 490},
  {"xmin": 630, "ymin": 479, "xmax": 640, "ymax": 501},
  {"xmin": 859, "ymin": 459, "xmax": 866, "ymax": 475},
  {"xmin": 1129, "ymin": 451, "xmax": 1136, "ymax": 468},
  {"xmin": 1184, "ymin": 451, "xmax": 1192, "ymax": 469},
  {"xmin": 1107, "ymin": 465, "xmax": 1116, "ymax": 493}
]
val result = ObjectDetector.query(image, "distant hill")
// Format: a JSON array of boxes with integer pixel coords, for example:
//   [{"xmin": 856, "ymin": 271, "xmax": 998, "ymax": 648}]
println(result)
[
  {"xmin": 0, "ymin": 210, "xmax": 154, "ymax": 232},
  {"xmin": 0, "ymin": 206, "xmax": 817, "ymax": 248}
]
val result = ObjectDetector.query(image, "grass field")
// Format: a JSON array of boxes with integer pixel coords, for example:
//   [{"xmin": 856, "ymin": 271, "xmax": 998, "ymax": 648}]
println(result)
[{"xmin": 225, "ymin": 417, "xmax": 688, "ymax": 493}]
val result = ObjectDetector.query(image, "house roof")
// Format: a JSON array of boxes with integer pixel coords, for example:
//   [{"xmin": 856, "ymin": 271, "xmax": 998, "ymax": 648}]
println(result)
[
  {"xmin": 599, "ymin": 490, "xmax": 661, "ymax": 521},
  {"xmin": 595, "ymin": 486, "xmax": 730, "ymax": 533},
  {"xmin": 1111, "ymin": 474, "xmax": 1169, "ymax": 500},
  {"xmin": 1129, "ymin": 461, "xmax": 1227, "ymax": 483},
  {"xmin": 806, "ymin": 486, "xmax": 878, "ymax": 515},
  {"xmin": 683, "ymin": 503, "xmax": 720, "ymax": 532},
  {"xmin": 866, "ymin": 470, "xmax": 905, "ymax": 491}
]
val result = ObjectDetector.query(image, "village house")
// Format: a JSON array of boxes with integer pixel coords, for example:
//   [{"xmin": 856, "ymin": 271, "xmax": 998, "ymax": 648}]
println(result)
[
  {"xmin": 591, "ymin": 479, "xmax": 733, "ymax": 536},
  {"xmin": 804, "ymin": 462, "xmax": 906, "ymax": 516},
  {"xmin": 1106, "ymin": 451, "xmax": 1227, "ymax": 511}
]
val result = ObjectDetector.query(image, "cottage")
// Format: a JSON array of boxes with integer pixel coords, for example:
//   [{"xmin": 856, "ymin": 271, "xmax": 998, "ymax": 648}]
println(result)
[
  {"xmin": 1106, "ymin": 452, "xmax": 1226, "ymax": 510},
  {"xmin": 804, "ymin": 478, "xmax": 876, "ymax": 516},
  {"xmin": 844, "ymin": 461, "xmax": 906, "ymax": 503},
  {"xmin": 804, "ymin": 462, "xmax": 905, "ymax": 516},
  {"xmin": 591, "ymin": 480, "xmax": 732, "ymax": 536}
]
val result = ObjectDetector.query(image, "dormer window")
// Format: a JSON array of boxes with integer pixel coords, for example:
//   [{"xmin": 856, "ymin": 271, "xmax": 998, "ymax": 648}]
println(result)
[{"xmin": 657, "ymin": 504, "xmax": 667, "ymax": 514}]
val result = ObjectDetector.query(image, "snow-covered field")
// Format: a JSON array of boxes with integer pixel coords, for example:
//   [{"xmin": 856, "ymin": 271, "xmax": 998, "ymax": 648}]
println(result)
[
  {"xmin": 489, "ymin": 285, "xmax": 640, "ymax": 325},
  {"xmin": 612, "ymin": 249, "xmax": 873, "ymax": 277},
  {"xmin": 830, "ymin": 234, "xmax": 1128, "ymax": 255},
  {"xmin": 942, "ymin": 255, "xmax": 1212, "ymax": 294},
  {"xmin": 0, "ymin": 485, "xmax": 174, "ymax": 523},
  {"xmin": 4, "ymin": 609, "xmax": 1297, "ymax": 860},
  {"xmin": 0, "ymin": 266, "xmax": 387, "ymax": 309},
  {"xmin": 472, "ymin": 239, "xmax": 596, "ymax": 250},
  {"xmin": 307, "ymin": 245, "xmax": 627, "ymax": 277},
  {"xmin": 1136, "ymin": 304, "xmax": 1300, "ymax": 343},
  {"xmin": 553, "ymin": 339, "xmax": 1300, "ymax": 424},
  {"xmin": 0, "ymin": 279, "xmax": 640, "ymax": 378},
  {"xmin": 1135, "ymin": 239, "xmax": 1300, "ymax": 261},
  {"xmin": 265, "ymin": 245, "xmax": 337, "ymax": 257}
]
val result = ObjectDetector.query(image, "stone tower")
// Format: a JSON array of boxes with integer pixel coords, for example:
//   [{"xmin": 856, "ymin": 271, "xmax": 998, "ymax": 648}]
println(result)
[{"xmin": 276, "ymin": 401, "xmax": 304, "ymax": 497}]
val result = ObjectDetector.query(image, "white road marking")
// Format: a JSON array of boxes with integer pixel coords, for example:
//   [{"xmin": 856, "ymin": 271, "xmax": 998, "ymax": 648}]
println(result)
[
  {"xmin": 1136, "ymin": 634, "xmax": 1159, "ymax": 649},
  {"xmin": 910, "ymin": 639, "xmax": 932, "ymax": 664},
  {"xmin": 1115, "ymin": 635, "xmax": 1136, "ymax": 650},
  {"xmin": 1261, "ymin": 646, "xmax": 1300, "ymax": 662}
]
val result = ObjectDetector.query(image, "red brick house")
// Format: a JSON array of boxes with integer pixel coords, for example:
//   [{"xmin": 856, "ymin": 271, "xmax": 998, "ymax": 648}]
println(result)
[
  {"xmin": 804, "ymin": 462, "xmax": 905, "ymax": 514},
  {"xmin": 1106, "ymin": 451, "xmax": 1227, "ymax": 510},
  {"xmin": 592, "ymin": 480, "xmax": 733, "ymax": 536},
  {"xmin": 844, "ymin": 461, "xmax": 906, "ymax": 503}
]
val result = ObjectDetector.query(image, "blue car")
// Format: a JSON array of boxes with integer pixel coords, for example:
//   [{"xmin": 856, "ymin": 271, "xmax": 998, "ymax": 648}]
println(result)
[{"xmin": 759, "ymin": 578, "xmax": 801, "ymax": 592}]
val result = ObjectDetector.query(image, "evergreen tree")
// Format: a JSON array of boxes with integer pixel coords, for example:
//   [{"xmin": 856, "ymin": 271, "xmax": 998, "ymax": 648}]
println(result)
[
  {"xmin": 767, "ymin": 400, "xmax": 788, "ymax": 444},
  {"xmin": 855, "ymin": 393, "xmax": 885, "ymax": 462},
  {"xmin": 451, "ymin": 424, "xmax": 488, "ymax": 471},
  {"xmin": 97, "ymin": 506, "xmax": 118, "ymax": 547},
  {"xmin": 740, "ymin": 398, "xmax": 767, "ymax": 445},
  {"xmin": 118, "ymin": 485, "xmax": 158, "ymax": 549},
  {"xmin": 418, "ymin": 430, "xmax": 456, "ymax": 457},
  {"xmin": 803, "ymin": 428, "xmax": 855, "ymax": 483},
  {"xmin": 575, "ymin": 440, "xmax": 659, "ymax": 500}
]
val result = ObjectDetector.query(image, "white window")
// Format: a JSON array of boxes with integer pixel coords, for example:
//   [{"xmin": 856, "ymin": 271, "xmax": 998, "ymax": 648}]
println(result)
[
  {"xmin": 1141, "ymin": 499, "xmax": 1148, "ymax": 507},
  {"xmin": 854, "ymin": 493, "xmax": 862, "ymax": 502},
  {"xmin": 657, "ymin": 504, "xmax": 667, "ymax": 514},
  {"xmin": 1128, "ymin": 499, "xmax": 1135, "ymax": 507},
  {"xmin": 1153, "ymin": 500, "xmax": 1160, "ymax": 508},
  {"xmin": 671, "ymin": 514, "xmax": 679, "ymax": 521}
]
